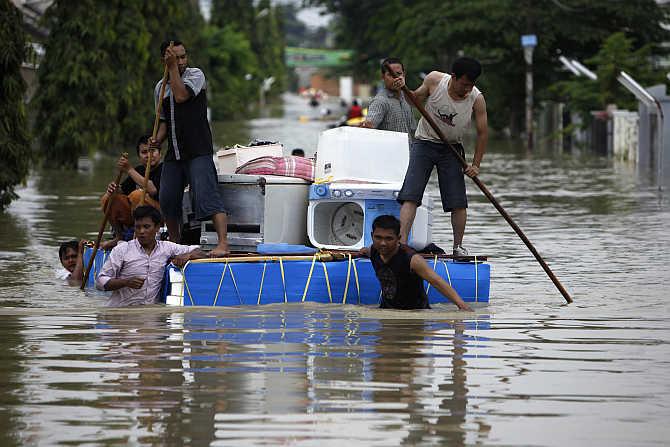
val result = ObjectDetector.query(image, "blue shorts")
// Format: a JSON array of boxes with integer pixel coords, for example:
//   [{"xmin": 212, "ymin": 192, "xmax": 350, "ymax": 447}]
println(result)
[
  {"xmin": 397, "ymin": 139, "xmax": 467, "ymax": 212},
  {"xmin": 159, "ymin": 155, "xmax": 226, "ymax": 221}
]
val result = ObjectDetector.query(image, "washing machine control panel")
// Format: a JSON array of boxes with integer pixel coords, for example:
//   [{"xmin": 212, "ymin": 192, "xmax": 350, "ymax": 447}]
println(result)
[{"xmin": 309, "ymin": 183, "xmax": 401, "ymax": 200}]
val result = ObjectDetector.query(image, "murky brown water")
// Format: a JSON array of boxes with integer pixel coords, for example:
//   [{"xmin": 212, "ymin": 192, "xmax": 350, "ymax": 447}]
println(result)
[{"xmin": 0, "ymin": 94, "xmax": 669, "ymax": 446}]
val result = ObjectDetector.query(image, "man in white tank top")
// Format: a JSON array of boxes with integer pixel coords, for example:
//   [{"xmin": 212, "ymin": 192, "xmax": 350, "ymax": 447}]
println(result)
[{"xmin": 396, "ymin": 57, "xmax": 488, "ymax": 257}]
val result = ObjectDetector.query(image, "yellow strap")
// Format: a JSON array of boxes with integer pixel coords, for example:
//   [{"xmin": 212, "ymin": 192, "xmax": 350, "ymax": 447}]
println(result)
[
  {"xmin": 257, "ymin": 262, "xmax": 267, "ymax": 305},
  {"xmin": 181, "ymin": 264, "xmax": 195, "ymax": 306},
  {"xmin": 352, "ymin": 258, "xmax": 361, "ymax": 304},
  {"xmin": 425, "ymin": 254, "xmax": 438, "ymax": 294},
  {"xmin": 442, "ymin": 260, "xmax": 452, "ymax": 286},
  {"xmin": 474, "ymin": 255, "xmax": 478, "ymax": 302},
  {"xmin": 301, "ymin": 255, "xmax": 318, "ymax": 302},
  {"xmin": 212, "ymin": 261, "xmax": 228, "ymax": 306},
  {"xmin": 227, "ymin": 263, "xmax": 242, "ymax": 304},
  {"xmin": 279, "ymin": 257, "xmax": 288, "ymax": 303},
  {"xmin": 321, "ymin": 262, "xmax": 332, "ymax": 303},
  {"xmin": 342, "ymin": 254, "xmax": 352, "ymax": 304},
  {"xmin": 314, "ymin": 175, "xmax": 333, "ymax": 184}
]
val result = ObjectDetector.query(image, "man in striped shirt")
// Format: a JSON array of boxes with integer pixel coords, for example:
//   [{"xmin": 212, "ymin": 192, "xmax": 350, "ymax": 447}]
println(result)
[
  {"xmin": 96, "ymin": 206, "xmax": 205, "ymax": 307},
  {"xmin": 360, "ymin": 57, "xmax": 417, "ymax": 137}
]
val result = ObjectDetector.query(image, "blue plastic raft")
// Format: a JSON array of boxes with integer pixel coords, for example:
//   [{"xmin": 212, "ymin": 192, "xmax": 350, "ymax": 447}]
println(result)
[{"xmin": 84, "ymin": 248, "xmax": 490, "ymax": 306}]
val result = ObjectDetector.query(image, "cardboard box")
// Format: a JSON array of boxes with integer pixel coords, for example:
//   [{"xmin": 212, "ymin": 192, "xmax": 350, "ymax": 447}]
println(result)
[{"xmin": 216, "ymin": 144, "xmax": 284, "ymax": 174}]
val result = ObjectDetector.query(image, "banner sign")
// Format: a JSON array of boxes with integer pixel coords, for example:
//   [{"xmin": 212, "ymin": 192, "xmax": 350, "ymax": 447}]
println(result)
[{"xmin": 285, "ymin": 47, "xmax": 353, "ymax": 68}]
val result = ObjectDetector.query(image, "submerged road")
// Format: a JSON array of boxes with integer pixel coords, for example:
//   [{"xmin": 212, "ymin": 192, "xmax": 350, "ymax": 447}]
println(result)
[{"xmin": 0, "ymin": 94, "xmax": 668, "ymax": 446}]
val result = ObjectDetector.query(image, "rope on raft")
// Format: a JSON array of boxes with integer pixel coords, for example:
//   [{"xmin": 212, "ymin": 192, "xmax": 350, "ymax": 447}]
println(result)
[
  {"xmin": 175, "ymin": 250, "xmax": 485, "ymax": 306},
  {"xmin": 180, "ymin": 252, "xmax": 365, "ymax": 305}
]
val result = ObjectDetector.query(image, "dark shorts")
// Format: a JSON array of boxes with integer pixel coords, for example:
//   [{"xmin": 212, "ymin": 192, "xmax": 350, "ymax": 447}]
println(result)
[
  {"xmin": 159, "ymin": 155, "xmax": 226, "ymax": 221},
  {"xmin": 397, "ymin": 139, "xmax": 467, "ymax": 212}
]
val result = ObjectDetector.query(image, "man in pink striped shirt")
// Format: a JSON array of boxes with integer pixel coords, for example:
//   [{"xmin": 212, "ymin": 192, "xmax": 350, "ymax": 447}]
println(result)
[{"xmin": 96, "ymin": 206, "xmax": 205, "ymax": 306}]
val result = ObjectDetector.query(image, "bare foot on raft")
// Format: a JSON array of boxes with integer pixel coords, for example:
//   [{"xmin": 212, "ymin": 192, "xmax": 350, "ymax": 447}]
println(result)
[{"xmin": 209, "ymin": 244, "xmax": 230, "ymax": 258}]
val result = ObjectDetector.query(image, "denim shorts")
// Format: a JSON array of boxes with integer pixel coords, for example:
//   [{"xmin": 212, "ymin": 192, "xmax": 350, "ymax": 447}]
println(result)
[
  {"xmin": 397, "ymin": 139, "xmax": 467, "ymax": 212},
  {"xmin": 159, "ymin": 155, "xmax": 226, "ymax": 221}
]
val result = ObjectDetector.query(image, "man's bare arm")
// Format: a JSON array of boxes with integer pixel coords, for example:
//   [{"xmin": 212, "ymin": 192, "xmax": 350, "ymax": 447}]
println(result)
[
  {"xmin": 411, "ymin": 71, "xmax": 441, "ymax": 104},
  {"xmin": 150, "ymin": 122, "xmax": 167, "ymax": 147},
  {"xmin": 472, "ymin": 94, "xmax": 488, "ymax": 168},
  {"xmin": 171, "ymin": 248, "xmax": 207, "ymax": 268},
  {"xmin": 164, "ymin": 47, "xmax": 191, "ymax": 103},
  {"xmin": 117, "ymin": 156, "xmax": 158, "ymax": 195},
  {"xmin": 410, "ymin": 255, "xmax": 473, "ymax": 311},
  {"xmin": 104, "ymin": 277, "xmax": 145, "ymax": 291},
  {"xmin": 464, "ymin": 95, "xmax": 488, "ymax": 178},
  {"xmin": 67, "ymin": 240, "xmax": 86, "ymax": 286}
]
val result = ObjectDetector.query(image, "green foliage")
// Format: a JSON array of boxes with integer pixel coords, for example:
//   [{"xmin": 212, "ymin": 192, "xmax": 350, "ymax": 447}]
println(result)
[
  {"xmin": 0, "ymin": 0, "xmax": 32, "ymax": 209},
  {"xmin": 552, "ymin": 32, "xmax": 665, "ymax": 123},
  {"xmin": 211, "ymin": 0, "xmax": 286, "ymax": 100},
  {"xmin": 33, "ymin": 0, "xmax": 205, "ymax": 167},
  {"xmin": 202, "ymin": 25, "xmax": 259, "ymax": 120},
  {"xmin": 311, "ymin": 0, "xmax": 670, "ymax": 133}
]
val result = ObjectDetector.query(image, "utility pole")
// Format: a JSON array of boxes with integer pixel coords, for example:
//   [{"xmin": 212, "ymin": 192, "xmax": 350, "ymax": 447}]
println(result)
[{"xmin": 521, "ymin": 34, "xmax": 537, "ymax": 151}]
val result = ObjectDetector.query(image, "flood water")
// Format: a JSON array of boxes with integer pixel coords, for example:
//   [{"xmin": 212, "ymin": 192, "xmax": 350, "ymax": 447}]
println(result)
[{"xmin": 0, "ymin": 94, "xmax": 669, "ymax": 446}]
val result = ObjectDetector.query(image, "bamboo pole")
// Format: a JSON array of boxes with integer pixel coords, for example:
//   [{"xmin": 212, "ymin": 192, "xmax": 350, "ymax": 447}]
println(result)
[
  {"xmin": 81, "ymin": 152, "xmax": 129, "ymax": 289},
  {"xmin": 140, "ymin": 41, "xmax": 172, "ymax": 206}
]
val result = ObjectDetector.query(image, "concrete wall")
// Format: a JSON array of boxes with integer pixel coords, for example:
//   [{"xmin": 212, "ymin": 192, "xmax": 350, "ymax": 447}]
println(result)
[
  {"xmin": 639, "ymin": 84, "xmax": 669, "ymax": 182},
  {"xmin": 612, "ymin": 110, "xmax": 638, "ymax": 162}
]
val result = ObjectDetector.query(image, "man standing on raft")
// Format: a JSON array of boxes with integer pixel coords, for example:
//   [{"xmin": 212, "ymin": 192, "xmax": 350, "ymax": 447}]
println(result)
[
  {"xmin": 151, "ymin": 39, "xmax": 229, "ymax": 257},
  {"xmin": 396, "ymin": 57, "xmax": 488, "ymax": 257}
]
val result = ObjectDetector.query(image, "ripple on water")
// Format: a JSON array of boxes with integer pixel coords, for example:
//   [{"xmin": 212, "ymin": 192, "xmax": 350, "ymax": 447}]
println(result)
[{"xmin": 0, "ymin": 97, "xmax": 669, "ymax": 445}]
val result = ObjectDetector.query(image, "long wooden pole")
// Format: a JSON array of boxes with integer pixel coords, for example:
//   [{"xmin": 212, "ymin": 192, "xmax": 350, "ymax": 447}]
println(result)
[
  {"xmin": 140, "ymin": 41, "xmax": 172, "ymax": 206},
  {"xmin": 81, "ymin": 152, "xmax": 129, "ymax": 290},
  {"xmin": 390, "ymin": 67, "xmax": 572, "ymax": 303}
]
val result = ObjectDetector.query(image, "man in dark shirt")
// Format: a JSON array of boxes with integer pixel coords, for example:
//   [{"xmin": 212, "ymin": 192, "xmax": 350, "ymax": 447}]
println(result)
[
  {"xmin": 150, "ymin": 39, "xmax": 229, "ymax": 257},
  {"xmin": 366, "ymin": 215, "xmax": 472, "ymax": 311},
  {"xmin": 99, "ymin": 135, "xmax": 163, "ymax": 249}
]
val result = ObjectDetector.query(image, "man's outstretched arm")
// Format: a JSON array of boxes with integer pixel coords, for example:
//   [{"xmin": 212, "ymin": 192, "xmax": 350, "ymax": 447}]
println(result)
[{"xmin": 410, "ymin": 255, "xmax": 473, "ymax": 311}]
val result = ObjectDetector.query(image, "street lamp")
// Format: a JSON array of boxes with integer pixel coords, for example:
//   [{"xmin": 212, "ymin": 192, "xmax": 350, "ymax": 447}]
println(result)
[
  {"xmin": 618, "ymin": 71, "xmax": 664, "ymax": 186},
  {"xmin": 521, "ymin": 34, "xmax": 537, "ymax": 151},
  {"xmin": 570, "ymin": 59, "xmax": 597, "ymax": 81}
]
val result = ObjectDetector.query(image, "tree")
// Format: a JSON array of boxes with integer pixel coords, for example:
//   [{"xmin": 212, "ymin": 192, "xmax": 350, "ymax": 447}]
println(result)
[
  {"xmin": 32, "ymin": 0, "xmax": 149, "ymax": 167},
  {"xmin": 210, "ymin": 0, "xmax": 286, "ymax": 99},
  {"xmin": 251, "ymin": 0, "xmax": 286, "ymax": 94},
  {"xmin": 32, "ymin": 0, "xmax": 206, "ymax": 167},
  {"xmin": 552, "ymin": 32, "xmax": 664, "ymax": 123},
  {"xmin": 0, "ymin": 0, "xmax": 32, "ymax": 209},
  {"xmin": 311, "ymin": 0, "xmax": 670, "ymax": 134},
  {"xmin": 202, "ymin": 25, "xmax": 260, "ymax": 120}
]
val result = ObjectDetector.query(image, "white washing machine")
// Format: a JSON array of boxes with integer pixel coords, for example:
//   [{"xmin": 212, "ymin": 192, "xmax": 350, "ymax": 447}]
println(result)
[{"xmin": 307, "ymin": 182, "xmax": 433, "ymax": 250}]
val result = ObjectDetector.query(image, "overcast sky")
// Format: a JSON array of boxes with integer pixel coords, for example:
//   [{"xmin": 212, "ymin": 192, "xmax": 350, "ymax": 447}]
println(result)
[{"xmin": 199, "ymin": 0, "xmax": 331, "ymax": 28}]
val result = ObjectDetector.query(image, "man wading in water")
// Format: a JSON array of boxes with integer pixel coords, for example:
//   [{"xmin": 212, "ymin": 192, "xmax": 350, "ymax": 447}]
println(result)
[
  {"xmin": 96, "ymin": 206, "xmax": 205, "ymax": 307},
  {"xmin": 364, "ymin": 215, "xmax": 472, "ymax": 311}
]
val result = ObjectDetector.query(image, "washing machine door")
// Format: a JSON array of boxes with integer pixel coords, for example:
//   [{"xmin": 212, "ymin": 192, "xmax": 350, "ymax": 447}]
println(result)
[{"xmin": 330, "ymin": 202, "xmax": 364, "ymax": 246}]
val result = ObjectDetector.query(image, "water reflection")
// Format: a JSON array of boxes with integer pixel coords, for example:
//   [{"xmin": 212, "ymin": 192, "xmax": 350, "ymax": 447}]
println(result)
[{"xmin": 0, "ymin": 93, "xmax": 669, "ymax": 445}]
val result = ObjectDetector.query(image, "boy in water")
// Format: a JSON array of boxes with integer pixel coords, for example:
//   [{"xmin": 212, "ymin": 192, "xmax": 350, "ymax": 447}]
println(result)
[
  {"xmin": 99, "ymin": 135, "xmax": 163, "ymax": 249},
  {"xmin": 56, "ymin": 239, "xmax": 85, "ymax": 286}
]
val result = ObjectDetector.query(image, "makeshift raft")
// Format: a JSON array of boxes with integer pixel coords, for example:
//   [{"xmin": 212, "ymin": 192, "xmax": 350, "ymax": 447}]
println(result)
[{"xmin": 84, "ymin": 248, "xmax": 490, "ymax": 306}]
